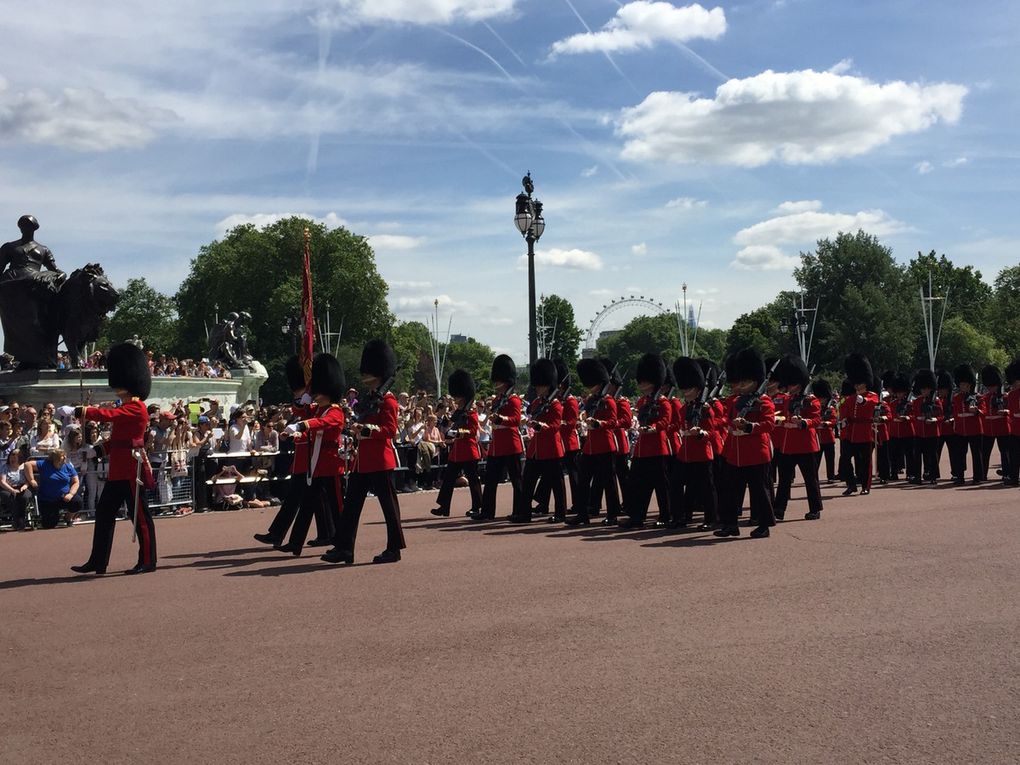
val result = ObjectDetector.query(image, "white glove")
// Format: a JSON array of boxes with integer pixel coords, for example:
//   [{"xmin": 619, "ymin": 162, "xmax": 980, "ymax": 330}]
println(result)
[
  {"xmin": 856, "ymin": 395, "xmax": 865, "ymax": 404},
  {"xmin": 285, "ymin": 423, "xmax": 300, "ymax": 434},
  {"xmin": 297, "ymin": 392, "xmax": 313, "ymax": 406}
]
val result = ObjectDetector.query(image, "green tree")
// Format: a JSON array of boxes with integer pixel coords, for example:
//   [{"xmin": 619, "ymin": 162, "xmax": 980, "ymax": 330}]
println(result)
[
  {"xmin": 793, "ymin": 231, "xmax": 913, "ymax": 372},
  {"xmin": 596, "ymin": 313, "xmax": 680, "ymax": 395},
  {"xmin": 98, "ymin": 278, "xmax": 179, "ymax": 353},
  {"xmin": 726, "ymin": 306, "xmax": 781, "ymax": 361},
  {"xmin": 538, "ymin": 294, "xmax": 583, "ymax": 367},
  {"xmin": 988, "ymin": 265, "xmax": 1020, "ymax": 356},
  {"xmin": 904, "ymin": 250, "xmax": 992, "ymax": 330},
  {"xmin": 444, "ymin": 339, "xmax": 497, "ymax": 397},
  {"xmin": 691, "ymin": 326, "xmax": 727, "ymax": 363},
  {"xmin": 391, "ymin": 321, "xmax": 433, "ymax": 394},
  {"xmin": 935, "ymin": 317, "xmax": 1008, "ymax": 371}
]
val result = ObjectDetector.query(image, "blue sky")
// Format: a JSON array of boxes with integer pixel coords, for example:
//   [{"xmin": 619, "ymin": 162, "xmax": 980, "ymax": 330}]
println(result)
[{"xmin": 2, "ymin": 0, "xmax": 1018, "ymax": 361}]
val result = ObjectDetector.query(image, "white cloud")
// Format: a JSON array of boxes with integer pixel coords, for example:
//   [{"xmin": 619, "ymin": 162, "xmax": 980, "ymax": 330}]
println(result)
[
  {"xmin": 393, "ymin": 293, "xmax": 475, "ymax": 312},
  {"xmin": 618, "ymin": 68, "xmax": 967, "ymax": 166},
  {"xmin": 665, "ymin": 196, "xmax": 708, "ymax": 210},
  {"xmin": 550, "ymin": 2, "xmax": 726, "ymax": 56},
  {"xmin": 581, "ymin": 165, "xmax": 600, "ymax": 178},
  {"xmin": 333, "ymin": 0, "xmax": 517, "ymax": 25},
  {"xmin": 368, "ymin": 234, "xmax": 425, "ymax": 251},
  {"xmin": 943, "ymin": 156, "xmax": 968, "ymax": 167},
  {"xmin": 479, "ymin": 316, "xmax": 515, "ymax": 326},
  {"xmin": 631, "ymin": 242, "xmax": 648, "ymax": 255},
  {"xmin": 0, "ymin": 78, "xmax": 173, "ymax": 151},
  {"xmin": 915, "ymin": 160, "xmax": 934, "ymax": 174},
  {"xmin": 775, "ymin": 200, "xmax": 822, "ymax": 214},
  {"xmin": 522, "ymin": 248, "xmax": 604, "ymax": 270},
  {"xmin": 731, "ymin": 203, "xmax": 907, "ymax": 270},
  {"xmin": 589, "ymin": 288, "xmax": 615, "ymax": 296},
  {"xmin": 828, "ymin": 58, "xmax": 854, "ymax": 75},
  {"xmin": 214, "ymin": 212, "xmax": 350, "ymax": 236},
  {"xmin": 389, "ymin": 280, "xmax": 434, "ymax": 291}
]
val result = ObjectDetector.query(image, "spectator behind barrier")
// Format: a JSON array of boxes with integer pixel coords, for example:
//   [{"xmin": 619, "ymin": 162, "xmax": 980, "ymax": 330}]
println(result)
[
  {"xmin": 26, "ymin": 448, "xmax": 82, "ymax": 529},
  {"xmin": 0, "ymin": 446, "xmax": 32, "ymax": 530}
]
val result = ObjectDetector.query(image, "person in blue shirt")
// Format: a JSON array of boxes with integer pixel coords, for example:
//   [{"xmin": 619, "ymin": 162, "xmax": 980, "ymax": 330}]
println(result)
[{"xmin": 27, "ymin": 448, "xmax": 81, "ymax": 529}]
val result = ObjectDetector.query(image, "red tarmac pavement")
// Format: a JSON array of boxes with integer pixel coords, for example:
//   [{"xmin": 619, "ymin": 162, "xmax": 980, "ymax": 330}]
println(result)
[{"xmin": 2, "ymin": 476, "xmax": 1018, "ymax": 764}]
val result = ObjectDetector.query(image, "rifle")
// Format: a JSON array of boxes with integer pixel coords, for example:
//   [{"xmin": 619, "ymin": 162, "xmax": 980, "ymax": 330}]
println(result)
[
  {"xmin": 583, "ymin": 361, "xmax": 620, "ymax": 418},
  {"xmin": 735, "ymin": 358, "xmax": 781, "ymax": 418},
  {"xmin": 707, "ymin": 370, "xmax": 727, "ymax": 401},
  {"xmin": 527, "ymin": 387, "xmax": 563, "ymax": 428},
  {"xmin": 637, "ymin": 381, "xmax": 673, "ymax": 427},
  {"xmin": 350, "ymin": 365, "xmax": 403, "ymax": 436}
]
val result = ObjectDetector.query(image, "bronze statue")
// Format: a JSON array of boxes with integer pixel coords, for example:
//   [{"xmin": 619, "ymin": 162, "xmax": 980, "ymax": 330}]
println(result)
[
  {"xmin": 208, "ymin": 310, "xmax": 254, "ymax": 369},
  {"xmin": 0, "ymin": 216, "xmax": 118, "ymax": 369}
]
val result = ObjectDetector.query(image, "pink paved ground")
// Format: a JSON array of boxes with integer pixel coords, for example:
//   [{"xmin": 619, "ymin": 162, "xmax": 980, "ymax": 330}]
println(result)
[{"xmin": 2, "ymin": 475, "xmax": 1018, "ymax": 764}]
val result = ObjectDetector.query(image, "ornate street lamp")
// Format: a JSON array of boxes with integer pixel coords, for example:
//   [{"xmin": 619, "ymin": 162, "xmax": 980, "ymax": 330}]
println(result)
[{"xmin": 514, "ymin": 172, "xmax": 546, "ymax": 367}]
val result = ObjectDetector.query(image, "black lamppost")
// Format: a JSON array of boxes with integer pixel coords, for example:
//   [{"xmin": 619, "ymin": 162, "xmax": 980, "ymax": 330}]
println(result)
[
  {"xmin": 514, "ymin": 172, "xmax": 546, "ymax": 367},
  {"xmin": 281, "ymin": 317, "xmax": 298, "ymax": 354},
  {"xmin": 778, "ymin": 293, "xmax": 819, "ymax": 365}
]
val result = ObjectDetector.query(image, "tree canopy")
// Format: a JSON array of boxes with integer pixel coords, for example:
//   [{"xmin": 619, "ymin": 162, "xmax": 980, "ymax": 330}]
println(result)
[
  {"xmin": 538, "ymin": 294, "xmax": 583, "ymax": 368},
  {"xmin": 98, "ymin": 278, "xmax": 178, "ymax": 354}
]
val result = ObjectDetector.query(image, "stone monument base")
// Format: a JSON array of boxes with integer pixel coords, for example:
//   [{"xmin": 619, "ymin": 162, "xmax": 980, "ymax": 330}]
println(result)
[{"xmin": 0, "ymin": 363, "xmax": 268, "ymax": 412}]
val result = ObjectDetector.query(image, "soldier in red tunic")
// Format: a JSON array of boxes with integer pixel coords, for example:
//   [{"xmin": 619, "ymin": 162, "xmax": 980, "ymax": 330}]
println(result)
[
  {"xmin": 669, "ymin": 357, "xmax": 717, "ymax": 530},
  {"xmin": 885, "ymin": 374, "xmax": 915, "ymax": 482},
  {"xmin": 949, "ymin": 364, "xmax": 987, "ymax": 484},
  {"xmin": 714, "ymin": 347, "xmax": 775, "ymax": 538},
  {"xmin": 321, "ymin": 340, "xmax": 405, "ymax": 565},
  {"xmin": 255, "ymin": 355, "xmax": 332, "ymax": 547},
  {"xmin": 839, "ymin": 354, "xmax": 880, "ymax": 496},
  {"xmin": 476, "ymin": 354, "xmax": 523, "ymax": 522},
  {"xmin": 1004, "ymin": 360, "xmax": 1020, "ymax": 486},
  {"xmin": 979, "ymin": 365, "xmax": 1012, "ymax": 484},
  {"xmin": 531, "ymin": 358, "xmax": 579, "ymax": 516},
  {"xmin": 772, "ymin": 355, "xmax": 823, "ymax": 521},
  {"xmin": 909, "ymin": 368, "xmax": 943, "ymax": 485},
  {"xmin": 431, "ymin": 369, "xmax": 482, "ymax": 518},
  {"xmin": 564, "ymin": 358, "xmax": 619, "ymax": 526},
  {"xmin": 812, "ymin": 378, "xmax": 838, "ymax": 483},
  {"xmin": 510, "ymin": 359, "xmax": 565, "ymax": 523},
  {"xmin": 72, "ymin": 343, "xmax": 155, "ymax": 575},
  {"xmin": 618, "ymin": 353, "xmax": 671, "ymax": 528},
  {"xmin": 275, "ymin": 354, "xmax": 346, "ymax": 555}
]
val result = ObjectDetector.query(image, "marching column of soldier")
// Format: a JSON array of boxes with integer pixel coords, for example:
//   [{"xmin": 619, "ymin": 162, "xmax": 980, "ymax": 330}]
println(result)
[{"xmin": 68, "ymin": 336, "xmax": 1020, "ymax": 576}]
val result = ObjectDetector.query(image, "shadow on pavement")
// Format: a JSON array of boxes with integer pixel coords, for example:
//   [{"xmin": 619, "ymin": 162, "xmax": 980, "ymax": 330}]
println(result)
[
  {"xmin": 164, "ymin": 546, "xmax": 268, "ymax": 559},
  {"xmin": 0, "ymin": 573, "xmax": 121, "ymax": 590},
  {"xmin": 224, "ymin": 561, "xmax": 371, "ymax": 576}
]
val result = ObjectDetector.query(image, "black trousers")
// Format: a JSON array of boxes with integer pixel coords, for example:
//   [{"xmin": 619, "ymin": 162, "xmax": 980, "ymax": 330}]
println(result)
[
  {"xmin": 588, "ymin": 452, "xmax": 628, "ymax": 512},
  {"xmin": 815, "ymin": 442, "xmax": 836, "ymax": 481},
  {"xmin": 875, "ymin": 441, "xmax": 892, "ymax": 481},
  {"xmin": 480, "ymin": 453, "xmax": 522, "ymax": 519},
  {"xmin": 333, "ymin": 471, "xmax": 405, "ymax": 555},
  {"xmin": 837, "ymin": 440, "xmax": 852, "ymax": 482},
  {"xmin": 573, "ymin": 452, "xmax": 620, "ymax": 521},
  {"xmin": 948, "ymin": 433, "xmax": 985, "ymax": 481},
  {"xmin": 669, "ymin": 460, "xmax": 716, "ymax": 525},
  {"xmin": 624, "ymin": 456, "xmax": 670, "ymax": 524},
  {"xmin": 436, "ymin": 459, "xmax": 482, "ymax": 513},
  {"xmin": 515, "ymin": 458, "xmax": 566, "ymax": 520},
  {"xmin": 774, "ymin": 451, "xmax": 823, "ymax": 516},
  {"xmin": 982, "ymin": 434, "xmax": 1012, "ymax": 481},
  {"xmin": 1, "ymin": 489, "xmax": 32, "ymax": 529},
  {"xmin": 719, "ymin": 461, "xmax": 775, "ymax": 529},
  {"xmin": 913, "ymin": 437, "xmax": 940, "ymax": 481},
  {"xmin": 267, "ymin": 475, "xmax": 334, "ymax": 543},
  {"xmin": 889, "ymin": 437, "xmax": 912, "ymax": 478},
  {"xmin": 287, "ymin": 475, "xmax": 343, "ymax": 548},
  {"xmin": 1007, "ymin": 435, "xmax": 1020, "ymax": 482},
  {"xmin": 533, "ymin": 450, "xmax": 579, "ymax": 511},
  {"xmin": 39, "ymin": 494, "xmax": 84, "ymax": 529},
  {"xmin": 844, "ymin": 442, "xmax": 873, "ymax": 491},
  {"xmin": 83, "ymin": 479, "xmax": 156, "ymax": 570}
]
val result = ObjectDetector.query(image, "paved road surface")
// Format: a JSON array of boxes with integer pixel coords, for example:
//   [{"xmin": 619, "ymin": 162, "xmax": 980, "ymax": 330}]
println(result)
[{"xmin": 2, "ymin": 477, "xmax": 1018, "ymax": 764}]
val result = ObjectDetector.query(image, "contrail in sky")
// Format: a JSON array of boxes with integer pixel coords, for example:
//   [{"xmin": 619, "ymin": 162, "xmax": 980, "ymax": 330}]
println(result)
[
  {"xmin": 560, "ymin": 0, "xmax": 639, "ymax": 93},
  {"xmin": 671, "ymin": 41, "xmax": 730, "ymax": 82},
  {"xmin": 432, "ymin": 26, "xmax": 524, "ymax": 90},
  {"xmin": 483, "ymin": 21, "xmax": 526, "ymax": 67}
]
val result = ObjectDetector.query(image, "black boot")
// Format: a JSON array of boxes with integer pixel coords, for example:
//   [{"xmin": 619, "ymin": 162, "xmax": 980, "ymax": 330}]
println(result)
[
  {"xmin": 321, "ymin": 547, "xmax": 354, "ymax": 564},
  {"xmin": 71, "ymin": 562, "xmax": 106, "ymax": 575},
  {"xmin": 372, "ymin": 549, "xmax": 401, "ymax": 564}
]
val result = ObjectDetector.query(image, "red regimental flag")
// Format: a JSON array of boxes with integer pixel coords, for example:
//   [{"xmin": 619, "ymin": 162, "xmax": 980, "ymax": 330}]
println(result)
[{"xmin": 300, "ymin": 227, "xmax": 315, "ymax": 385}]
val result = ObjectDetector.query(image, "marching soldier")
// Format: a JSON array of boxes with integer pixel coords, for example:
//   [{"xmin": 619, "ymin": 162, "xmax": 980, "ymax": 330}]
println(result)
[
  {"xmin": 935, "ymin": 369, "xmax": 955, "ymax": 482},
  {"xmin": 670, "ymin": 356, "xmax": 718, "ymax": 530},
  {"xmin": 431, "ymin": 369, "xmax": 483, "ymax": 518},
  {"xmin": 618, "ymin": 353, "xmax": 671, "ymax": 529},
  {"xmin": 564, "ymin": 358, "xmax": 620, "ymax": 526},
  {"xmin": 475, "ymin": 354, "xmax": 523, "ymax": 521},
  {"xmin": 714, "ymin": 347, "xmax": 776, "ymax": 539},
  {"xmin": 840, "ymin": 354, "xmax": 879, "ymax": 496},
  {"xmin": 949, "ymin": 365, "xmax": 986, "ymax": 484},
  {"xmin": 275, "ymin": 353, "xmax": 346, "ymax": 555},
  {"xmin": 772, "ymin": 355, "xmax": 823, "ymax": 520},
  {"xmin": 812, "ymin": 378, "xmax": 838, "ymax": 482},
  {"xmin": 979, "ymin": 365, "xmax": 1012, "ymax": 485},
  {"xmin": 1005, "ymin": 360, "xmax": 1020, "ymax": 486},
  {"xmin": 321, "ymin": 340, "xmax": 405, "ymax": 565},
  {"xmin": 72, "ymin": 343, "xmax": 156, "ymax": 575},
  {"xmin": 510, "ymin": 359, "xmax": 565, "ymax": 523},
  {"xmin": 532, "ymin": 358, "xmax": 579, "ymax": 516},
  {"xmin": 886, "ymin": 374, "xmax": 915, "ymax": 482},
  {"xmin": 909, "ymin": 369, "xmax": 943, "ymax": 485}
]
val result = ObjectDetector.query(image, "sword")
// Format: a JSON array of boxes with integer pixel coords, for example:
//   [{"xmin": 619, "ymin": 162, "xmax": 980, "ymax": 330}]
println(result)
[{"xmin": 132, "ymin": 447, "xmax": 143, "ymax": 543}]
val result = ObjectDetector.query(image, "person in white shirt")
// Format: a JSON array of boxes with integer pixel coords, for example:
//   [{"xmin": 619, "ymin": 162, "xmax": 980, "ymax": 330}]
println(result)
[{"xmin": 31, "ymin": 418, "xmax": 61, "ymax": 454}]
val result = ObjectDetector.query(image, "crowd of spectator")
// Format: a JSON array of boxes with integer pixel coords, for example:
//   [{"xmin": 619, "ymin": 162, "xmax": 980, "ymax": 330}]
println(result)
[{"xmin": 81, "ymin": 349, "xmax": 234, "ymax": 379}]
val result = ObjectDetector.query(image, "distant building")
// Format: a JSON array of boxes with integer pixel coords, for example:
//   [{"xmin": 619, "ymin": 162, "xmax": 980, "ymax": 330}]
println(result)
[
  {"xmin": 687, "ymin": 306, "xmax": 697, "ymax": 329},
  {"xmin": 449, "ymin": 334, "xmax": 470, "ymax": 344}
]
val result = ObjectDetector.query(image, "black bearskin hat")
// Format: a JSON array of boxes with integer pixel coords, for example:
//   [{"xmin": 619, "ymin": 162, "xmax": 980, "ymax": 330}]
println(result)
[
  {"xmin": 448, "ymin": 368, "xmax": 475, "ymax": 401},
  {"xmin": 635, "ymin": 353, "xmax": 666, "ymax": 388},
  {"xmin": 953, "ymin": 364, "xmax": 975, "ymax": 386},
  {"xmin": 360, "ymin": 339, "xmax": 397, "ymax": 380},
  {"xmin": 811, "ymin": 378, "xmax": 832, "ymax": 400},
  {"xmin": 728, "ymin": 347, "xmax": 766, "ymax": 386},
  {"xmin": 553, "ymin": 358, "xmax": 571, "ymax": 388},
  {"xmin": 662, "ymin": 362, "xmax": 676, "ymax": 391},
  {"xmin": 914, "ymin": 368, "xmax": 937, "ymax": 391},
  {"xmin": 310, "ymin": 354, "xmax": 345, "ymax": 402},
  {"xmin": 840, "ymin": 378, "xmax": 854, "ymax": 396},
  {"xmin": 843, "ymin": 353, "xmax": 873, "ymax": 387},
  {"xmin": 530, "ymin": 358, "xmax": 558, "ymax": 389},
  {"xmin": 577, "ymin": 358, "xmax": 609, "ymax": 388},
  {"xmin": 888, "ymin": 373, "xmax": 911, "ymax": 394},
  {"xmin": 599, "ymin": 357, "xmax": 622, "ymax": 387},
  {"xmin": 284, "ymin": 355, "xmax": 306, "ymax": 393},
  {"xmin": 774, "ymin": 354, "xmax": 809, "ymax": 389},
  {"xmin": 981, "ymin": 365, "xmax": 1002, "ymax": 388},
  {"xmin": 673, "ymin": 356, "xmax": 705, "ymax": 390},
  {"xmin": 107, "ymin": 342, "xmax": 151, "ymax": 399},
  {"xmin": 696, "ymin": 358, "xmax": 719, "ymax": 391},
  {"xmin": 1005, "ymin": 359, "xmax": 1020, "ymax": 385},
  {"xmin": 936, "ymin": 368, "xmax": 953, "ymax": 391},
  {"xmin": 490, "ymin": 354, "xmax": 517, "ymax": 385}
]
